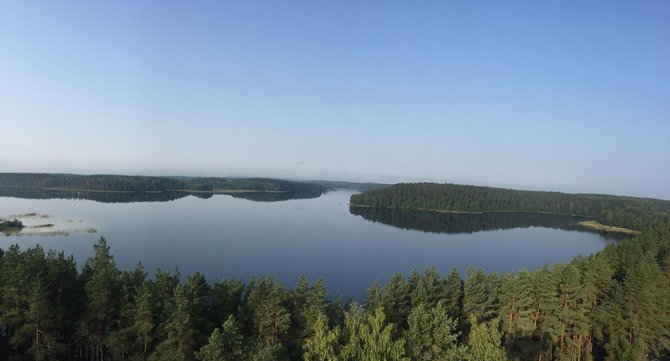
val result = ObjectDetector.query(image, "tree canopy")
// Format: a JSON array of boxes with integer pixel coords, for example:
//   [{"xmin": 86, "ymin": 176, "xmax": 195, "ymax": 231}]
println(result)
[{"xmin": 1, "ymin": 223, "xmax": 670, "ymax": 360}]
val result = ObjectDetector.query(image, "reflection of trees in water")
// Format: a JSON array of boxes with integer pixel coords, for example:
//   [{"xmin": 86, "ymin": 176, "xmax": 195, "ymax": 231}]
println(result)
[
  {"xmin": 0, "ymin": 187, "xmax": 187, "ymax": 203},
  {"xmin": 0, "ymin": 187, "xmax": 322, "ymax": 204},
  {"xmin": 350, "ymin": 207, "xmax": 626, "ymax": 240},
  {"xmin": 229, "ymin": 190, "xmax": 323, "ymax": 202}
]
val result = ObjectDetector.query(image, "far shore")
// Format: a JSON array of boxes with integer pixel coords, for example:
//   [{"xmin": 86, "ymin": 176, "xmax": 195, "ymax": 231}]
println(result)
[{"xmin": 28, "ymin": 187, "xmax": 287, "ymax": 194}]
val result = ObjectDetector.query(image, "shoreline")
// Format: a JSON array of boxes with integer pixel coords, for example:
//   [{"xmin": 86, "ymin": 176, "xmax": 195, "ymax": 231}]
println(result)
[{"xmin": 348, "ymin": 204, "xmax": 640, "ymax": 235}]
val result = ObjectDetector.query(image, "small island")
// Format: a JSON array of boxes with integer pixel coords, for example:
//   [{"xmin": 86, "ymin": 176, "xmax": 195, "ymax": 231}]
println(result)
[{"xmin": 0, "ymin": 218, "xmax": 24, "ymax": 235}]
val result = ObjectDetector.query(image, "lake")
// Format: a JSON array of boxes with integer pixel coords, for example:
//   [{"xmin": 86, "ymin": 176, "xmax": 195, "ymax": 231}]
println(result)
[{"xmin": 0, "ymin": 189, "xmax": 619, "ymax": 300}]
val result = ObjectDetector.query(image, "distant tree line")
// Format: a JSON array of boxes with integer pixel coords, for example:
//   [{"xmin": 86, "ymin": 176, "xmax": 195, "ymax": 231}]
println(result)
[
  {"xmin": 1, "ymin": 222, "xmax": 669, "ymax": 361},
  {"xmin": 0, "ymin": 173, "xmax": 324, "ymax": 195},
  {"xmin": 350, "ymin": 183, "xmax": 670, "ymax": 230}
]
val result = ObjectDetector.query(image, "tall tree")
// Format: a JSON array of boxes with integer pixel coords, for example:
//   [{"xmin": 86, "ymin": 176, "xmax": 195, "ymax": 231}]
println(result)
[
  {"xmin": 149, "ymin": 274, "xmax": 209, "ymax": 361},
  {"xmin": 620, "ymin": 253, "xmax": 670, "ymax": 359},
  {"xmin": 246, "ymin": 277, "xmax": 291, "ymax": 344},
  {"xmin": 404, "ymin": 302, "xmax": 466, "ymax": 361},
  {"xmin": 463, "ymin": 267, "xmax": 498, "ymax": 323},
  {"xmin": 443, "ymin": 267, "xmax": 463, "ymax": 322},
  {"xmin": 79, "ymin": 237, "xmax": 120, "ymax": 361},
  {"xmin": 19, "ymin": 277, "xmax": 66, "ymax": 360}
]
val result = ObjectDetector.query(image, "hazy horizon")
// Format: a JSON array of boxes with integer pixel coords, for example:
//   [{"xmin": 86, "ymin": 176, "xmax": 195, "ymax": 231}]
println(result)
[{"xmin": 2, "ymin": 1, "xmax": 669, "ymax": 199}]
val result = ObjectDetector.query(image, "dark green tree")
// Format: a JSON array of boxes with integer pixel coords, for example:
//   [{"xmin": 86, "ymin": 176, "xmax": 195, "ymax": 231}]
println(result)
[
  {"xmin": 404, "ymin": 302, "xmax": 466, "ymax": 361},
  {"xmin": 79, "ymin": 237, "xmax": 121, "ymax": 361}
]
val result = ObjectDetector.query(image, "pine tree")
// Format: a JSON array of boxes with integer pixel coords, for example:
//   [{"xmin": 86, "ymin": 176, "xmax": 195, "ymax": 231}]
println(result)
[
  {"xmin": 192, "ymin": 315, "xmax": 245, "ymax": 361},
  {"xmin": 195, "ymin": 328, "xmax": 225, "ymax": 361},
  {"xmin": 404, "ymin": 302, "xmax": 466, "ymax": 361},
  {"xmin": 410, "ymin": 267, "xmax": 444, "ymax": 308},
  {"xmin": 44, "ymin": 250, "xmax": 82, "ymax": 357},
  {"xmin": 107, "ymin": 264, "xmax": 149, "ymax": 361},
  {"xmin": 382, "ymin": 273, "xmax": 411, "ymax": 328},
  {"xmin": 246, "ymin": 277, "xmax": 291, "ymax": 343},
  {"xmin": 133, "ymin": 282, "xmax": 156, "ymax": 360},
  {"xmin": 149, "ymin": 275, "xmax": 208, "ymax": 361},
  {"xmin": 443, "ymin": 267, "xmax": 463, "ymax": 322},
  {"xmin": 19, "ymin": 277, "xmax": 65, "ymax": 360},
  {"xmin": 620, "ymin": 253, "xmax": 670, "ymax": 359},
  {"xmin": 499, "ymin": 270, "xmax": 534, "ymax": 343},
  {"xmin": 463, "ymin": 267, "xmax": 498, "ymax": 323},
  {"xmin": 211, "ymin": 277, "xmax": 244, "ymax": 325},
  {"xmin": 342, "ymin": 306, "xmax": 408, "ymax": 361},
  {"xmin": 555, "ymin": 263, "xmax": 590, "ymax": 361},
  {"xmin": 529, "ymin": 265, "xmax": 561, "ymax": 360},
  {"xmin": 292, "ymin": 275, "xmax": 328, "ymax": 356},
  {"xmin": 80, "ymin": 237, "xmax": 121, "ymax": 361}
]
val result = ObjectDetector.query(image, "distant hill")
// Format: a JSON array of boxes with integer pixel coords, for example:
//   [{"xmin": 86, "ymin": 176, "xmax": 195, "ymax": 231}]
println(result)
[{"xmin": 350, "ymin": 182, "xmax": 670, "ymax": 231}]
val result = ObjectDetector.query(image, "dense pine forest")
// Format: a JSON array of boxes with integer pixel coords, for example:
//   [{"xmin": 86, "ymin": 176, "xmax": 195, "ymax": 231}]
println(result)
[
  {"xmin": 1, "ymin": 222, "xmax": 669, "ymax": 361},
  {"xmin": 0, "ymin": 173, "xmax": 324, "ymax": 194},
  {"xmin": 350, "ymin": 183, "xmax": 670, "ymax": 231}
]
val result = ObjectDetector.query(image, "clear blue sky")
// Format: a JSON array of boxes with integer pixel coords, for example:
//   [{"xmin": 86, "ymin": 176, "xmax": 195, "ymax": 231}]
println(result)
[{"xmin": 1, "ymin": 1, "xmax": 669, "ymax": 198}]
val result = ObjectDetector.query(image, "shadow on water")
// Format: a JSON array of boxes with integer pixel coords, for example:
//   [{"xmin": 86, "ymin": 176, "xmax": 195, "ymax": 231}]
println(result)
[
  {"xmin": 349, "ymin": 206, "xmax": 628, "ymax": 241},
  {"xmin": 0, "ymin": 187, "xmax": 322, "ymax": 204}
]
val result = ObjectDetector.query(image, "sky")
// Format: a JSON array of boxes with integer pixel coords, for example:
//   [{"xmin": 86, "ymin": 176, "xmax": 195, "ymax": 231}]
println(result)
[{"xmin": 1, "ymin": 1, "xmax": 669, "ymax": 199}]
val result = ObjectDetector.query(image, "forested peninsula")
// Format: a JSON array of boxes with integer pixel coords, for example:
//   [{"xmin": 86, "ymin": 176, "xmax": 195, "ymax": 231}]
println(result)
[
  {"xmin": 350, "ymin": 183, "xmax": 670, "ymax": 231},
  {"xmin": 1, "ymin": 223, "xmax": 669, "ymax": 361}
]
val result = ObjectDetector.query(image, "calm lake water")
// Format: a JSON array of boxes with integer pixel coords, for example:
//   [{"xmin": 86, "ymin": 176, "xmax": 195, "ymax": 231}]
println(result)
[{"xmin": 0, "ymin": 190, "xmax": 618, "ymax": 300}]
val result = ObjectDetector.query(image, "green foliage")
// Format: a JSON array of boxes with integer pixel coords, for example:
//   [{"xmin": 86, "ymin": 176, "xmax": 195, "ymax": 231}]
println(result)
[
  {"xmin": 463, "ymin": 267, "xmax": 499, "ymax": 323},
  {"xmin": 342, "ymin": 306, "xmax": 408, "ymax": 361},
  {"xmin": 246, "ymin": 277, "xmax": 292, "ymax": 343},
  {"xmin": 0, "ymin": 173, "xmax": 325, "ymax": 199},
  {"xmin": 303, "ymin": 312, "xmax": 340, "ymax": 361},
  {"xmin": 80, "ymin": 237, "xmax": 121, "ymax": 361},
  {"xmin": 404, "ymin": 302, "xmax": 466, "ymax": 361},
  {"xmin": 1, "ymin": 222, "xmax": 670, "ymax": 360},
  {"xmin": 466, "ymin": 317, "xmax": 508, "ymax": 361}
]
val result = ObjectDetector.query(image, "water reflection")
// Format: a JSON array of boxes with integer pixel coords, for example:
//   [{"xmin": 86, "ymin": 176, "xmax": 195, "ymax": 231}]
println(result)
[
  {"xmin": 0, "ymin": 187, "xmax": 322, "ymax": 203},
  {"xmin": 350, "ymin": 206, "xmax": 627, "ymax": 240},
  {"xmin": 230, "ymin": 190, "xmax": 324, "ymax": 202}
]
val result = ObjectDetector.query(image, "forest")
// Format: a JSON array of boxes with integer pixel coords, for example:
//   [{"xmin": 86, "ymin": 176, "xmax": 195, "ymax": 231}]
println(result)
[
  {"xmin": 1, "ymin": 222, "xmax": 669, "ymax": 361},
  {"xmin": 0, "ymin": 173, "xmax": 324, "ymax": 194},
  {"xmin": 350, "ymin": 183, "xmax": 670, "ymax": 231}
]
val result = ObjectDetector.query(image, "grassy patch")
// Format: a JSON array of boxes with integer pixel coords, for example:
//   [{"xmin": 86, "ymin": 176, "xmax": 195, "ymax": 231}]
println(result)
[{"xmin": 578, "ymin": 220, "xmax": 640, "ymax": 235}]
